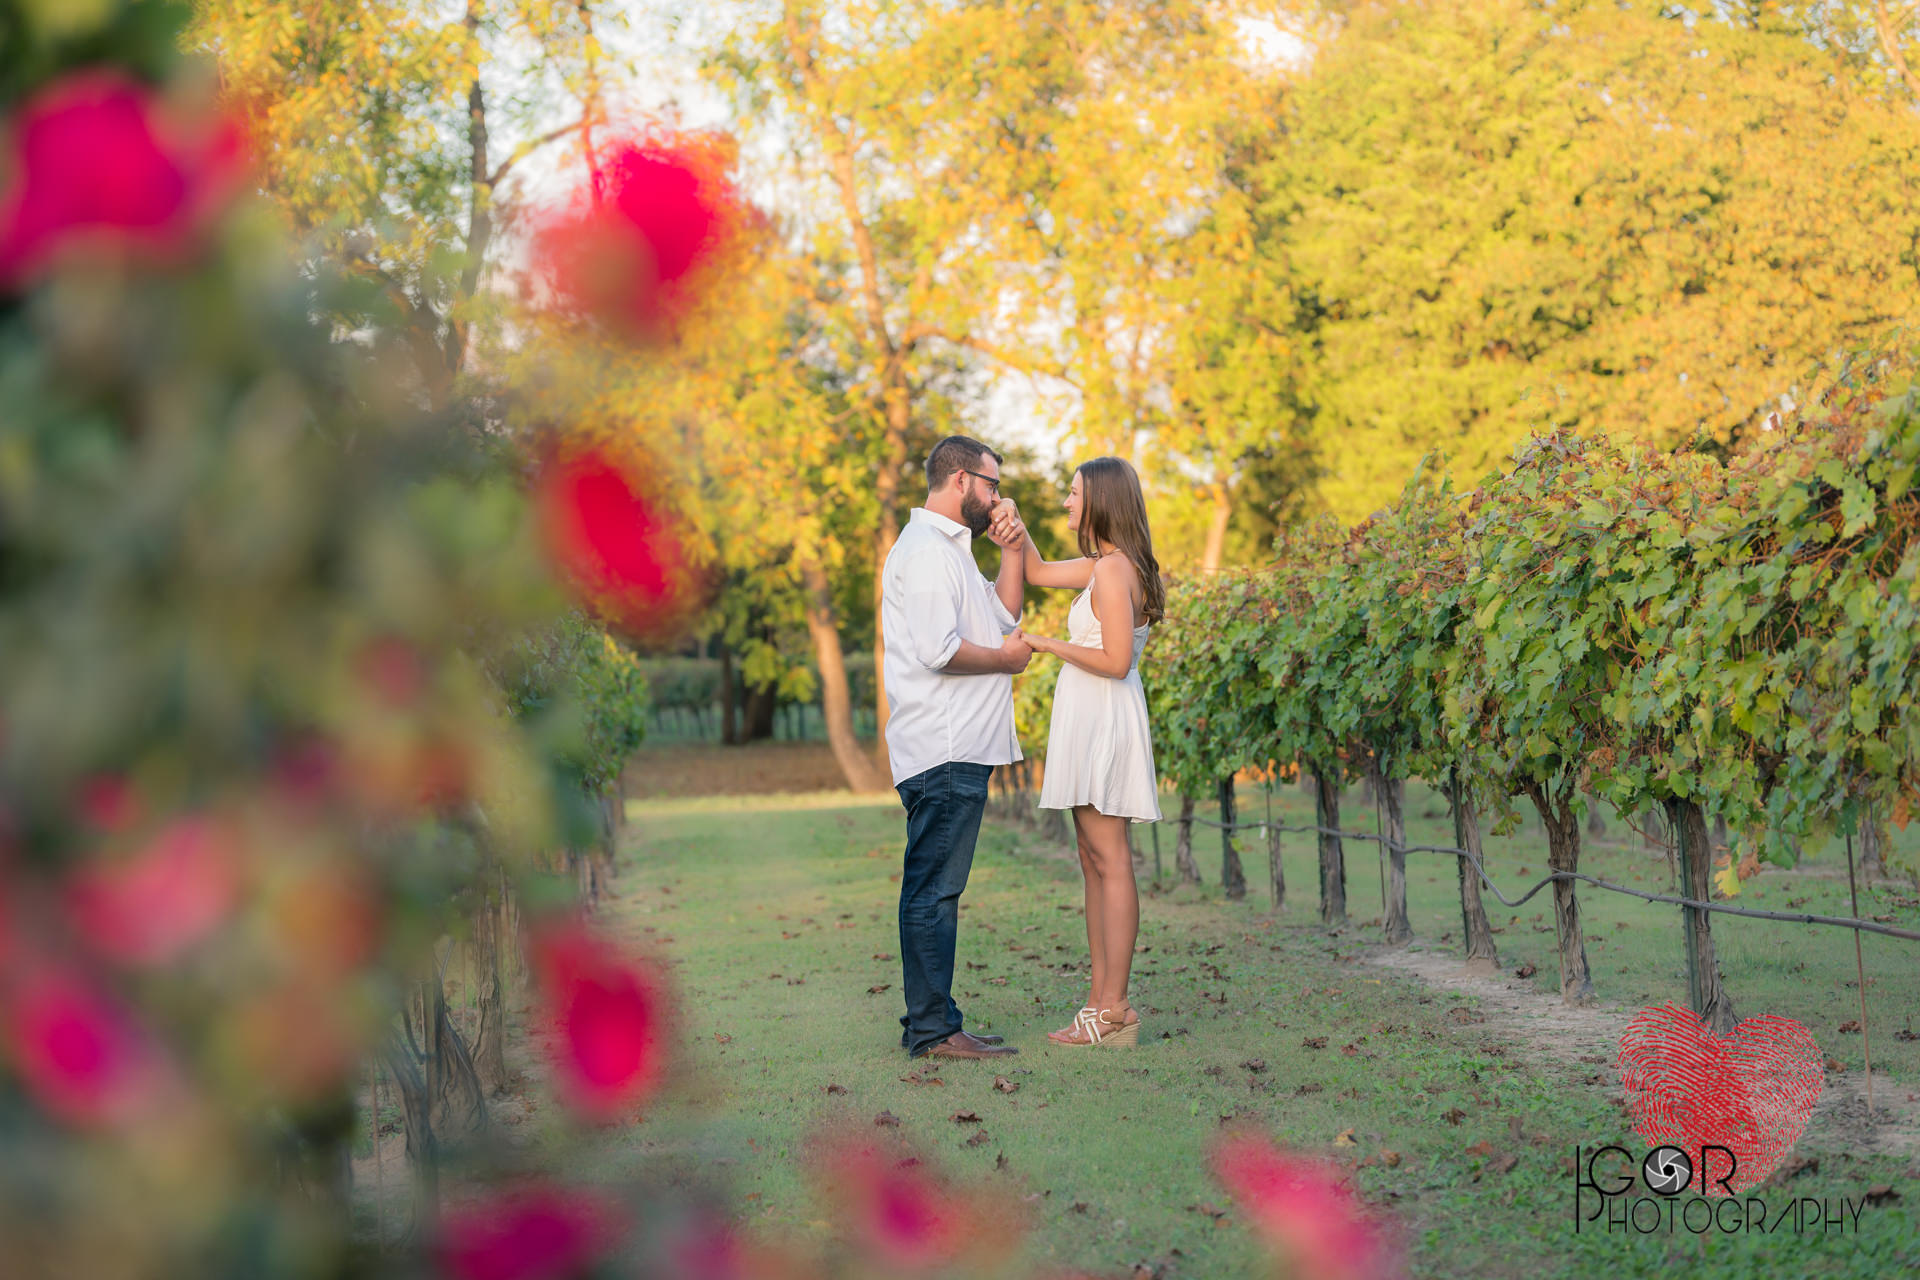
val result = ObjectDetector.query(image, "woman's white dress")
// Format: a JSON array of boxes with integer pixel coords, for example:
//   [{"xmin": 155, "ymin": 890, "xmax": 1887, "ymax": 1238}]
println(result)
[{"xmin": 1038, "ymin": 582, "xmax": 1162, "ymax": 823}]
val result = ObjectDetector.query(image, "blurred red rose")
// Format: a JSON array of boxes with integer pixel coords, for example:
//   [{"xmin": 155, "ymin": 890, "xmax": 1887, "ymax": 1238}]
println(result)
[
  {"xmin": 4, "ymin": 964, "xmax": 162, "ymax": 1126},
  {"xmin": 76, "ymin": 774, "xmax": 141, "ymax": 833},
  {"xmin": 529, "ymin": 920, "xmax": 668, "ymax": 1121},
  {"xmin": 535, "ymin": 445, "xmax": 702, "ymax": 644},
  {"xmin": 438, "ymin": 1184, "xmax": 627, "ymax": 1280},
  {"xmin": 66, "ymin": 815, "xmax": 239, "ymax": 966},
  {"xmin": 0, "ymin": 70, "xmax": 246, "ymax": 286},
  {"xmin": 535, "ymin": 136, "xmax": 735, "ymax": 339},
  {"xmin": 819, "ymin": 1141, "xmax": 970, "ymax": 1271},
  {"xmin": 1210, "ymin": 1131, "xmax": 1400, "ymax": 1280},
  {"xmin": 356, "ymin": 635, "xmax": 428, "ymax": 708},
  {"xmin": 269, "ymin": 733, "xmax": 341, "ymax": 812}
]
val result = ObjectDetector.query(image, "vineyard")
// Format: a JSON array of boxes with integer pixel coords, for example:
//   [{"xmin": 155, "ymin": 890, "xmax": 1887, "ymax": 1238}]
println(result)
[{"xmin": 1132, "ymin": 359, "xmax": 1920, "ymax": 1039}]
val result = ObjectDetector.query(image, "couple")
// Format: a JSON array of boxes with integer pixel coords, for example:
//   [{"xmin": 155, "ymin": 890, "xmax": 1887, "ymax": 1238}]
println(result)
[{"xmin": 881, "ymin": 435, "xmax": 1163, "ymax": 1062}]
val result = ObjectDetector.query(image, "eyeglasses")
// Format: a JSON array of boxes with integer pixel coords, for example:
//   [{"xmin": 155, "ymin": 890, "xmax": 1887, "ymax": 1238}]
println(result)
[{"xmin": 960, "ymin": 468, "xmax": 1000, "ymax": 495}]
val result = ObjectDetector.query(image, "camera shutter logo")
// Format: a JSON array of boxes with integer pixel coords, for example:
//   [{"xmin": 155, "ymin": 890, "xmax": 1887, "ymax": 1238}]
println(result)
[{"xmin": 1641, "ymin": 1145, "xmax": 1692, "ymax": 1196}]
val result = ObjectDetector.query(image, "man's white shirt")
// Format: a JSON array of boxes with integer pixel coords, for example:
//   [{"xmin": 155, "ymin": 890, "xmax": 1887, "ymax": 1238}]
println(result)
[{"xmin": 880, "ymin": 507, "xmax": 1024, "ymax": 785}]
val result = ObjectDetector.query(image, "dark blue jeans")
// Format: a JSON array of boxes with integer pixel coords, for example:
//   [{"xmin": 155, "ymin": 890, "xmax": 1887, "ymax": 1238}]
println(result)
[{"xmin": 895, "ymin": 761, "xmax": 993, "ymax": 1056}]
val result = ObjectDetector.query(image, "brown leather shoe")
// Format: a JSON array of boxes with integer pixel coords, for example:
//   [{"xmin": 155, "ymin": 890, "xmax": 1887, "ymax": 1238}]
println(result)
[
  {"xmin": 917, "ymin": 1030, "xmax": 1018, "ymax": 1059},
  {"xmin": 902, "ymin": 1029, "xmax": 1002, "ymax": 1047}
]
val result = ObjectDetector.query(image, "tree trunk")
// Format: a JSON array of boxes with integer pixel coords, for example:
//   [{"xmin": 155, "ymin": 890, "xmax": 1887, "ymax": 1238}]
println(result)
[
  {"xmin": 1860, "ymin": 804, "xmax": 1886, "ymax": 880},
  {"xmin": 380, "ymin": 1027, "xmax": 437, "ymax": 1242},
  {"xmin": 497, "ymin": 866, "xmax": 522, "ymax": 993},
  {"xmin": 1219, "ymin": 777, "xmax": 1246, "ymax": 900},
  {"xmin": 423, "ymin": 967, "xmax": 489, "ymax": 1143},
  {"xmin": 1665, "ymin": 797, "xmax": 1737, "ymax": 1035},
  {"xmin": 1371, "ymin": 761, "xmax": 1411, "ymax": 944},
  {"xmin": 1200, "ymin": 475, "xmax": 1232, "ymax": 573},
  {"xmin": 471, "ymin": 885, "xmax": 508, "ymax": 1096},
  {"xmin": 1315, "ymin": 770, "xmax": 1347, "ymax": 928},
  {"xmin": 594, "ymin": 786, "xmax": 617, "ymax": 899},
  {"xmin": 1449, "ymin": 769, "xmax": 1499, "ymax": 974},
  {"xmin": 718, "ymin": 642, "xmax": 738, "ymax": 744},
  {"xmin": 803, "ymin": 561, "xmax": 890, "ymax": 792},
  {"xmin": 1174, "ymin": 794, "xmax": 1201, "ymax": 885},
  {"xmin": 1586, "ymin": 802, "xmax": 1607, "ymax": 839},
  {"xmin": 742, "ymin": 682, "xmax": 777, "ymax": 740},
  {"xmin": 1526, "ymin": 782, "xmax": 1595, "ymax": 1004}
]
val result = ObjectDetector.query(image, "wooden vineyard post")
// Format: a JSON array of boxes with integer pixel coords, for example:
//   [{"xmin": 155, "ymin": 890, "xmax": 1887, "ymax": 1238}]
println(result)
[
  {"xmin": 1845, "ymin": 829, "xmax": 1876, "ymax": 1115},
  {"xmin": 1265, "ymin": 778, "xmax": 1284, "ymax": 909}
]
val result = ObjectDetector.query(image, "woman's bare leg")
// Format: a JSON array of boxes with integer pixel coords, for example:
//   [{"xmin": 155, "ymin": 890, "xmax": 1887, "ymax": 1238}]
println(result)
[
  {"xmin": 1051, "ymin": 811, "xmax": 1105, "ymax": 1039},
  {"xmin": 1077, "ymin": 806, "xmax": 1138, "ymax": 1020},
  {"xmin": 1077, "ymin": 809, "xmax": 1107, "ymax": 1005}
]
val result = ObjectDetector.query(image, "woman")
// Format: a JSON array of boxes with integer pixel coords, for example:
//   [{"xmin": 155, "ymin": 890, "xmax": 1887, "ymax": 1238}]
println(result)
[{"xmin": 1013, "ymin": 456, "xmax": 1163, "ymax": 1048}]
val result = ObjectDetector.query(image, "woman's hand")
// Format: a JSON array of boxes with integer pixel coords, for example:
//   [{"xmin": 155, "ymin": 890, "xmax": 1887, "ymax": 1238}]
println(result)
[{"xmin": 1016, "ymin": 628, "xmax": 1056, "ymax": 656}]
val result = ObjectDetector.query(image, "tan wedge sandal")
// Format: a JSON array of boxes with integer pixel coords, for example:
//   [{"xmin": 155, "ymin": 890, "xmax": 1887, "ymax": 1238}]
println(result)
[
  {"xmin": 1047, "ymin": 1005, "xmax": 1097, "ymax": 1044},
  {"xmin": 1059, "ymin": 1006, "xmax": 1140, "ymax": 1048}
]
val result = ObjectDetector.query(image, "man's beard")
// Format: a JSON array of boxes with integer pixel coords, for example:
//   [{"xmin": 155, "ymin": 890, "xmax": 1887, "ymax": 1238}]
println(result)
[{"xmin": 960, "ymin": 490, "xmax": 993, "ymax": 537}]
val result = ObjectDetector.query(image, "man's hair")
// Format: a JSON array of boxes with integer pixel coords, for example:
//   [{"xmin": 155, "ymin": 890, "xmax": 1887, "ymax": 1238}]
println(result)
[{"xmin": 925, "ymin": 435, "xmax": 1002, "ymax": 492}]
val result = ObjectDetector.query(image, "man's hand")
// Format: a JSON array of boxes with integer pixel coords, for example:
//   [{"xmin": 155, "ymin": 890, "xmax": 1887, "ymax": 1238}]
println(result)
[
  {"xmin": 987, "ymin": 497, "xmax": 1025, "ymax": 550},
  {"xmin": 999, "ymin": 631, "xmax": 1034, "ymax": 674}
]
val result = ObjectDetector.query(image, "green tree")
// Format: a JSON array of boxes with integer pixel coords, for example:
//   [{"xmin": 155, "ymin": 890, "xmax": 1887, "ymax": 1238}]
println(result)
[
  {"xmin": 186, "ymin": 0, "xmax": 616, "ymax": 409},
  {"xmin": 1279, "ymin": 0, "xmax": 1920, "ymax": 523}
]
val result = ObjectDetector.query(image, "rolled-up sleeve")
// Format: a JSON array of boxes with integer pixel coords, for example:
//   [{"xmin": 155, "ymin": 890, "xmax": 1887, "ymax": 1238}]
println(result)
[
  {"xmin": 894, "ymin": 547, "xmax": 968, "ymax": 670},
  {"xmin": 903, "ymin": 587, "xmax": 963, "ymax": 669},
  {"xmin": 981, "ymin": 575, "xmax": 1017, "ymax": 635}
]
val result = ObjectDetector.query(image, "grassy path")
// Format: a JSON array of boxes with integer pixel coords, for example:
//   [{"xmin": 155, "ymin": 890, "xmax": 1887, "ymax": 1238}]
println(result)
[{"xmin": 582, "ymin": 787, "xmax": 1918, "ymax": 1279}]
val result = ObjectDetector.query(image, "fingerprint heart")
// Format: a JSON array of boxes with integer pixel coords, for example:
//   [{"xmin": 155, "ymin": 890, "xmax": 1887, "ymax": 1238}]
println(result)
[{"xmin": 1615, "ymin": 1002, "xmax": 1823, "ymax": 1195}]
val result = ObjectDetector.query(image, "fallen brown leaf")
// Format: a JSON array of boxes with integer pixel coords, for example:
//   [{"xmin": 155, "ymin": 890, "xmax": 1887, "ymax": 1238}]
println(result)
[
  {"xmin": 963, "ymin": 1130, "xmax": 990, "ymax": 1148},
  {"xmin": 874, "ymin": 1110, "xmax": 901, "ymax": 1127},
  {"xmin": 1514, "ymin": 963, "xmax": 1537, "ymax": 979},
  {"xmin": 867, "ymin": 984, "xmax": 890, "ymax": 995},
  {"xmin": 993, "ymin": 1075, "xmax": 1019, "ymax": 1094},
  {"xmin": 1333, "ymin": 1128, "xmax": 1357, "ymax": 1147},
  {"xmin": 825, "ymin": 1083, "xmax": 847, "ymax": 1095},
  {"xmin": 951, "ymin": 1110, "xmax": 982, "ymax": 1125}
]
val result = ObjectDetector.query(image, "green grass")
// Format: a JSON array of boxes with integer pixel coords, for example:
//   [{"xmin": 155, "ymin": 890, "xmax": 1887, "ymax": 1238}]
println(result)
[{"xmin": 567, "ymin": 786, "xmax": 1917, "ymax": 1279}]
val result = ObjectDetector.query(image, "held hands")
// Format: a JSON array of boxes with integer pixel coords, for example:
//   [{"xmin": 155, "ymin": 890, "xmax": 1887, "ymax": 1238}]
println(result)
[
  {"xmin": 999, "ymin": 631, "xmax": 1034, "ymax": 674},
  {"xmin": 1011, "ymin": 627, "xmax": 1055, "ymax": 659},
  {"xmin": 987, "ymin": 497, "xmax": 1026, "ymax": 550}
]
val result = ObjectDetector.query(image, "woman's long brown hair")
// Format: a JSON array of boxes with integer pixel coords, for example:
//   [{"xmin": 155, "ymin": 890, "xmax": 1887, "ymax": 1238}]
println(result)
[{"xmin": 1075, "ymin": 456, "xmax": 1165, "ymax": 624}]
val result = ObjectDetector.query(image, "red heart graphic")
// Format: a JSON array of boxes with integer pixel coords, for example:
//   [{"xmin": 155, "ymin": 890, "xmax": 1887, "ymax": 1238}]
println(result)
[{"xmin": 1615, "ymin": 1003, "xmax": 1823, "ymax": 1195}]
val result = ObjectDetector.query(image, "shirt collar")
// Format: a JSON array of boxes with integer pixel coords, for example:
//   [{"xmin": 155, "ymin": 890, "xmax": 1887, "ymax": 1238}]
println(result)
[{"xmin": 909, "ymin": 506, "xmax": 971, "ymax": 546}]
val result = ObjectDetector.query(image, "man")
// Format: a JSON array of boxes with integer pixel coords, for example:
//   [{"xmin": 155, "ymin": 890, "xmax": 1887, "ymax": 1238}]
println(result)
[{"xmin": 882, "ymin": 435, "xmax": 1032, "ymax": 1060}]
